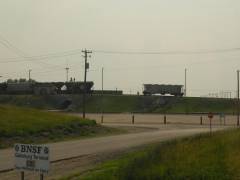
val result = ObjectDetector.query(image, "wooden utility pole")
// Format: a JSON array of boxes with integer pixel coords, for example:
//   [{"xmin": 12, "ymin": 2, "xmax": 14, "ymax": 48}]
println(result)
[
  {"xmin": 28, "ymin": 69, "xmax": 32, "ymax": 82},
  {"xmin": 185, "ymin": 68, "xmax": 187, "ymax": 97},
  {"xmin": 82, "ymin": 49, "xmax": 92, "ymax": 118},
  {"xmin": 65, "ymin": 67, "xmax": 69, "ymax": 82},
  {"xmin": 101, "ymin": 67, "xmax": 104, "ymax": 119},
  {"xmin": 237, "ymin": 70, "xmax": 240, "ymax": 126},
  {"xmin": 102, "ymin": 67, "xmax": 104, "ymax": 93}
]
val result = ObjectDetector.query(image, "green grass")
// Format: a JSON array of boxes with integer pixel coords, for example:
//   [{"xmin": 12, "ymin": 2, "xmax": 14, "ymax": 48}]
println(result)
[
  {"xmin": 62, "ymin": 129, "xmax": 240, "ymax": 180},
  {"xmin": 84, "ymin": 96, "xmax": 236, "ymax": 114},
  {"xmin": 84, "ymin": 95, "xmax": 141, "ymax": 113},
  {"xmin": 155, "ymin": 97, "xmax": 236, "ymax": 114},
  {"xmin": 0, "ymin": 95, "xmax": 236, "ymax": 114},
  {"xmin": 0, "ymin": 95, "xmax": 58, "ymax": 109},
  {"xmin": 0, "ymin": 105, "xmax": 120, "ymax": 148}
]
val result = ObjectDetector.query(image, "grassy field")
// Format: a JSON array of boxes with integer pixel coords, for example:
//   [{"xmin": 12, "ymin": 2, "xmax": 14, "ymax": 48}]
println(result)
[
  {"xmin": 0, "ymin": 105, "xmax": 120, "ymax": 148},
  {"xmin": 157, "ymin": 97, "xmax": 236, "ymax": 114},
  {"xmin": 78, "ymin": 96, "xmax": 236, "ymax": 114},
  {"xmin": 0, "ymin": 95, "xmax": 58, "ymax": 109},
  {"xmin": 0, "ymin": 95, "xmax": 236, "ymax": 114},
  {"xmin": 63, "ymin": 128, "xmax": 240, "ymax": 180}
]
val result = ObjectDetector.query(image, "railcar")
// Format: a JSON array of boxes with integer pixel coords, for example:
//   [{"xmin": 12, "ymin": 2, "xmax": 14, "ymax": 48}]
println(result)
[
  {"xmin": 0, "ymin": 81, "xmax": 94, "ymax": 95},
  {"xmin": 143, "ymin": 84, "xmax": 184, "ymax": 96},
  {"xmin": 92, "ymin": 90, "xmax": 123, "ymax": 95}
]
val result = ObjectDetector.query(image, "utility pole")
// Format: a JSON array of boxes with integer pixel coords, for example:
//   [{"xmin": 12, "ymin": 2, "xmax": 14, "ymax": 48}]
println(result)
[
  {"xmin": 185, "ymin": 68, "xmax": 187, "ymax": 97},
  {"xmin": 82, "ymin": 49, "xmax": 92, "ymax": 118},
  {"xmin": 28, "ymin": 69, "xmax": 32, "ymax": 82},
  {"xmin": 65, "ymin": 67, "xmax": 69, "ymax": 82},
  {"xmin": 102, "ymin": 67, "xmax": 104, "ymax": 93},
  {"xmin": 101, "ymin": 67, "xmax": 104, "ymax": 120},
  {"xmin": 237, "ymin": 70, "xmax": 240, "ymax": 126}
]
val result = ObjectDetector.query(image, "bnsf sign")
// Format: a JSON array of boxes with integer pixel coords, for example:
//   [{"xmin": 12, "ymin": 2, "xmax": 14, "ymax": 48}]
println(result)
[{"xmin": 15, "ymin": 144, "xmax": 49, "ymax": 155}]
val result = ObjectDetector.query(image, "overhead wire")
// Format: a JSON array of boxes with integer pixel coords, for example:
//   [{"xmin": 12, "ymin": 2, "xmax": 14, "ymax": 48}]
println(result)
[
  {"xmin": 1, "ymin": 36, "xmax": 240, "ymax": 84},
  {"xmin": 0, "ymin": 33, "xmax": 68, "ymax": 75},
  {"xmin": 93, "ymin": 48, "xmax": 240, "ymax": 55},
  {"xmin": 1, "ymin": 47, "xmax": 240, "ymax": 64}
]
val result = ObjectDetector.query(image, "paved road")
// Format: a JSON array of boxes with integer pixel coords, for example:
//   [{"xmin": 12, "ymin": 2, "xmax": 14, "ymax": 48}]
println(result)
[{"xmin": 0, "ymin": 124, "xmax": 228, "ymax": 173}]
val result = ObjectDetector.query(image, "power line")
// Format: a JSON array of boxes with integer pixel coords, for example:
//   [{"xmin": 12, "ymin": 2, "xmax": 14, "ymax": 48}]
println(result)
[
  {"xmin": 93, "ymin": 48, "xmax": 240, "ymax": 55},
  {"xmin": 0, "ymin": 49, "xmax": 83, "ymax": 62},
  {"xmin": 0, "ymin": 33, "xmax": 66, "ymax": 67},
  {"xmin": 1, "ymin": 47, "xmax": 240, "ymax": 64},
  {"xmin": 0, "ymin": 58, "xmax": 86, "ymax": 80},
  {"xmin": 0, "ymin": 53, "xmax": 78, "ymax": 64},
  {"xmin": 0, "ymin": 34, "xmax": 28, "ymax": 58},
  {"xmin": 0, "ymin": 33, "xmax": 70, "ymax": 79}
]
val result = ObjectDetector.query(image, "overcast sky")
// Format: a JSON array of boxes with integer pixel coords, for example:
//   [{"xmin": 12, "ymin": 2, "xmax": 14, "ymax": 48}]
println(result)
[{"xmin": 0, "ymin": 0, "xmax": 240, "ymax": 96}]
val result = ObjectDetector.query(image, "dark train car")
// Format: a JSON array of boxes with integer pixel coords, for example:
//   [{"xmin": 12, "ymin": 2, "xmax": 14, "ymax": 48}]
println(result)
[
  {"xmin": 143, "ymin": 84, "xmax": 184, "ymax": 96},
  {"xmin": 93, "ymin": 90, "xmax": 123, "ymax": 95},
  {"xmin": 0, "ymin": 83, "xmax": 7, "ymax": 94},
  {"xmin": 6, "ymin": 82, "xmax": 34, "ymax": 94},
  {"xmin": 53, "ymin": 81, "xmax": 94, "ymax": 94},
  {"xmin": 0, "ymin": 81, "xmax": 94, "ymax": 95},
  {"xmin": 1, "ymin": 82, "xmax": 56, "ymax": 95},
  {"xmin": 34, "ymin": 83, "xmax": 57, "ymax": 95}
]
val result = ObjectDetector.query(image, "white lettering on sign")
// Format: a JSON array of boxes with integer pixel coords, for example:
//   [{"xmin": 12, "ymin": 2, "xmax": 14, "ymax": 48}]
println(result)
[{"xmin": 14, "ymin": 144, "xmax": 50, "ymax": 174}]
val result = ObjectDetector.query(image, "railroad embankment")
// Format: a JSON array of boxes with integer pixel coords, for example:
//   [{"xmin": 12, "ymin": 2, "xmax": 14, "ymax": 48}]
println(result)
[{"xmin": 0, "ymin": 95, "xmax": 236, "ymax": 114}]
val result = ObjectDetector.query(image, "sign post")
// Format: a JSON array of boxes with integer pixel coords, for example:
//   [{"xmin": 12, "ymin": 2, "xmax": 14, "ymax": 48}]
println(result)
[
  {"xmin": 219, "ymin": 113, "xmax": 225, "ymax": 126},
  {"xmin": 40, "ymin": 173, "xmax": 44, "ymax": 180},
  {"xmin": 208, "ymin": 112, "xmax": 214, "ymax": 135},
  {"xmin": 21, "ymin": 171, "xmax": 24, "ymax": 180},
  {"xmin": 14, "ymin": 144, "xmax": 50, "ymax": 180}
]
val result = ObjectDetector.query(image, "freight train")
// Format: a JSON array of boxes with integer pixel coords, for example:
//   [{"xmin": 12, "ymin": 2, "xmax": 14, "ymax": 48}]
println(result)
[
  {"xmin": 143, "ymin": 84, "xmax": 184, "ymax": 96},
  {"xmin": 0, "ymin": 81, "xmax": 124, "ymax": 96},
  {"xmin": 0, "ymin": 81, "xmax": 94, "ymax": 95}
]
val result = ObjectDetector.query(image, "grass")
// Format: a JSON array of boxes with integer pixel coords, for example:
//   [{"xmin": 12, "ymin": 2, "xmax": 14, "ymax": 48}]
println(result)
[
  {"xmin": 0, "ymin": 95, "xmax": 236, "ymax": 114},
  {"xmin": 80, "ymin": 96, "xmax": 236, "ymax": 114},
  {"xmin": 0, "ymin": 105, "xmax": 121, "ymax": 148},
  {"xmin": 160, "ymin": 97, "xmax": 236, "ymax": 114},
  {"xmin": 0, "ymin": 95, "xmax": 58, "ymax": 109},
  {"xmin": 84, "ymin": 95, "xmax": 141, "ymax": 113},
  {"xmin": 62, "ymin": 128, "xmax": 240, "ymax": 180}
]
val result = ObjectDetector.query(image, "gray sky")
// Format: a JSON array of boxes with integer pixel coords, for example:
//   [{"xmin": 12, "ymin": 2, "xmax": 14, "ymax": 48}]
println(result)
[{"xmin": 0, "ymin": 0, "xmax": 240, "ymax": 96}]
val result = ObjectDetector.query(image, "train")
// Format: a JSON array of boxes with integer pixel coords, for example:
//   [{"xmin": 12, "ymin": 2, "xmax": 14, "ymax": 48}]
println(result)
[
  {"xmin": 143, "ymin": 84, "xmax": 184, "ymax": 96},
  {"xmin": 0, "ymin": 81, "xmax": 94, "ymax": 95},
  {"xmin": 0, "ymin": 81, "xmax": 184, "ymax": 96},
  {"xmin": 0, "ymin": 81, "xmax": 123, "ymax": 96}
]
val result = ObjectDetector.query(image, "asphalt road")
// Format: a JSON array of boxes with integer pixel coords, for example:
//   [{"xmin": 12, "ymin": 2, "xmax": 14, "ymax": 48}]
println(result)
[{"xmin": 0, "ymin": 114, "xmax": 235, "ymax": 179}]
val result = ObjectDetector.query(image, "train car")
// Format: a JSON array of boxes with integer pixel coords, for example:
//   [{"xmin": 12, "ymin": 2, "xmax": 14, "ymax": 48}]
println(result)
[
  {"xmin": 0, "ymin": 83, "xmax": 7, "ymax": 94},
  {"xmin": 143, "ymin": 84, "xmax": 184, "ymax": 96},
  {"xmin": 0, "ymin": 81, "xmax": 94, "ymax": 95},
  {"xmin": 92, "ymin": 90, "xmax": 123, "ymax": 95},
  {"xmin": 52, "ymin": 81, "xmax": 94, "ymax": 94},
  {"xmin": 6, "ymin": 82, "xmax": 34, "ymax": 94},
  {"xmin": 34, "ymin": 83, "xmax": 57, "ymax": 95}
]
